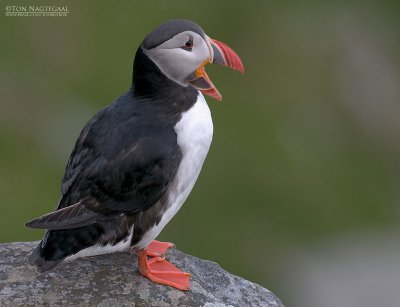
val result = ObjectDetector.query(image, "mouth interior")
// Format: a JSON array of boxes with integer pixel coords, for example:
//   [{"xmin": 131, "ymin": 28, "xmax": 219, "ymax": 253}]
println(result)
[
  {"xmin": 189, "ymin": 58, "xmax": 222, "ymax": 101},
  {"xmin": 195, "ymin": 59, "xmax": 211, "ymax": 79}
]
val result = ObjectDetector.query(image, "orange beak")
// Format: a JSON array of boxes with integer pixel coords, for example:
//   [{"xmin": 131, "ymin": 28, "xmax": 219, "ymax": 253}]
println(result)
[{"xmin": 188, "ymin": 37, "xmax": 244, "ymax": 101}]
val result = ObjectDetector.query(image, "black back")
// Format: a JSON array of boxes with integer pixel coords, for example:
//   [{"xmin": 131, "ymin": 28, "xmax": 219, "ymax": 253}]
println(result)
[{"xmin": 62, "ymin": 47, "xmax": 197, "ymax": 213}]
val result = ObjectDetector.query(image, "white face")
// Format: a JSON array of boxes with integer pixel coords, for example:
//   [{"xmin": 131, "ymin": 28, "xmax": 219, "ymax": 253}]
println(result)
[{"xmin": 142, "ymin": 31, "xmax": 212, "ymax": 87}]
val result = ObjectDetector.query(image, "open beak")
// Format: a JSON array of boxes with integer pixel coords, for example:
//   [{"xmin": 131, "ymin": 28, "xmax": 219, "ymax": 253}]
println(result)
[{"xmin": 188, "ymin": 36, "xmax": 244, "ymax": 101}]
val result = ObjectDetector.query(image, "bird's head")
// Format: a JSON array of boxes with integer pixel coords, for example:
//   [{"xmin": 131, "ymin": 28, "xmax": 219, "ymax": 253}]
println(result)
[{"xmin": 140, "ymin": 19, "xmax": 244, "ymax": 101}]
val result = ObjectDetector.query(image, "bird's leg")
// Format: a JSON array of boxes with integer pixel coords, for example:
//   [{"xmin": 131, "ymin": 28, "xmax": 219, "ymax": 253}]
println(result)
[
  {"xmin": 138, "ymin": 249, "xmax": 190, "ymax": 291},
  {"xmin": 146, "ymin": 240, "xmax": 175, "ymax": 257}
]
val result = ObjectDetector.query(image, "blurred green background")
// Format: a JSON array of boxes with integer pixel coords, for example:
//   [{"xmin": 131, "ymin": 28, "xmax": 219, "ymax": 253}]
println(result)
[{"xmin": 1, "ymin": 1, "xmax": 400, "ymax": 306}]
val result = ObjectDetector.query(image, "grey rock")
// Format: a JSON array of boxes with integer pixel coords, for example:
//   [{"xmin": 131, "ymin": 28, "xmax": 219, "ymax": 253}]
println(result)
[{"xmin": 0, "ymin": 241, "xmax": 283, "ymax": 306}]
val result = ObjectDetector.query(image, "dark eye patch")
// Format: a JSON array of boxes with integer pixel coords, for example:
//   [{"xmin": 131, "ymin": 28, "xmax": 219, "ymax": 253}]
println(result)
[{"xmin": 181, "ymin": 37, "xmax": 193, "ymax": 51}]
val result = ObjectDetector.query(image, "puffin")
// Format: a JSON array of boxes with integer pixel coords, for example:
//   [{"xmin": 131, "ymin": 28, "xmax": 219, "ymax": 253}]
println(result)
[{"xmin": 26, "ymin": 19, "xmax": 244, "ymax": 291}]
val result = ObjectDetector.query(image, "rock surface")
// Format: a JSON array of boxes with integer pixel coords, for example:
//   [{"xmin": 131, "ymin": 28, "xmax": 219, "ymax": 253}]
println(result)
[{"xmin": 0, "ymin": 241, "xmax": 283, "ymax": 306}]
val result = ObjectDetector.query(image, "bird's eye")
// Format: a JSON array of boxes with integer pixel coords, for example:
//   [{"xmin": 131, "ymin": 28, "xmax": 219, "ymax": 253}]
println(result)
[{"xmin": 181, "ymin": 38, "xmax": 193, "ymax": 51}]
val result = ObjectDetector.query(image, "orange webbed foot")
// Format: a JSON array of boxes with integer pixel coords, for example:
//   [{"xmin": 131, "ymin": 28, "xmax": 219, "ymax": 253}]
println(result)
[{"xmin": 138, "ymin": 248, "xmax": 190, "ymax": 291}]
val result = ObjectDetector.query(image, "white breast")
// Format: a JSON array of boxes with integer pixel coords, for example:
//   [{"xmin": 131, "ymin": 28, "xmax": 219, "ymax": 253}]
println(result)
[{"xmin": 136, "ymin": 92, "xmax": 213, "ymax": 249}]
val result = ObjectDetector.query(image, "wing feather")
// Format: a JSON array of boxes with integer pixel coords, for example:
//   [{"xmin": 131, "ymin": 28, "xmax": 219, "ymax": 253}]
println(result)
[
  {"xmin": 25, "ymin": 202, "xmax": 101, "ymax": 230},
  {"xmin": 26, "ymin": 97, "xmax": 182, "ymax": 230}
]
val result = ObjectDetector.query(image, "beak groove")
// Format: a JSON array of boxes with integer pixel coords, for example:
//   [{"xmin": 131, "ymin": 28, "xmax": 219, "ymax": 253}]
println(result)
[{"xmin": 210, "ymin": 39, "xmax": 245, "ymax": 73}]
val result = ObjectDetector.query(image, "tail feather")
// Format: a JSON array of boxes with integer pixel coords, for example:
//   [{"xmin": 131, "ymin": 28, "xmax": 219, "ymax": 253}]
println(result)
[
  {"xmin": 28, "ymin": 241, "xmax": 62, "ymax": 272},
  {"xmin": 27, "ymin": 214, "xmax": 134, "ymax": 272}
]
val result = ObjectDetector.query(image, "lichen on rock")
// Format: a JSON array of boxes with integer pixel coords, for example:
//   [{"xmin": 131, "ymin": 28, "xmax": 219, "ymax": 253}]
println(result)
[{"xmin": 0, "ymin": 241, "xmax": 283, "ymax": 306}]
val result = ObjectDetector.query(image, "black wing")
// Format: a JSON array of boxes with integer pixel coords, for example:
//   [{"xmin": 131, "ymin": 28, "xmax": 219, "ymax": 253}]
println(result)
[
  {"xmin": 26, "ymin": 95, "xmax": 182, "ymax": 230},
  {"xmin": 25, "ymin": 202, "xmax": 107, "ymax": 230}
]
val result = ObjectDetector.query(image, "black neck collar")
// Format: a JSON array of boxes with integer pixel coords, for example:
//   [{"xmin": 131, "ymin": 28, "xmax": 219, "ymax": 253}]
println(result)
[{"xmin": 131, "ymin": 47, "xmax": 198, "ymax": 111}]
